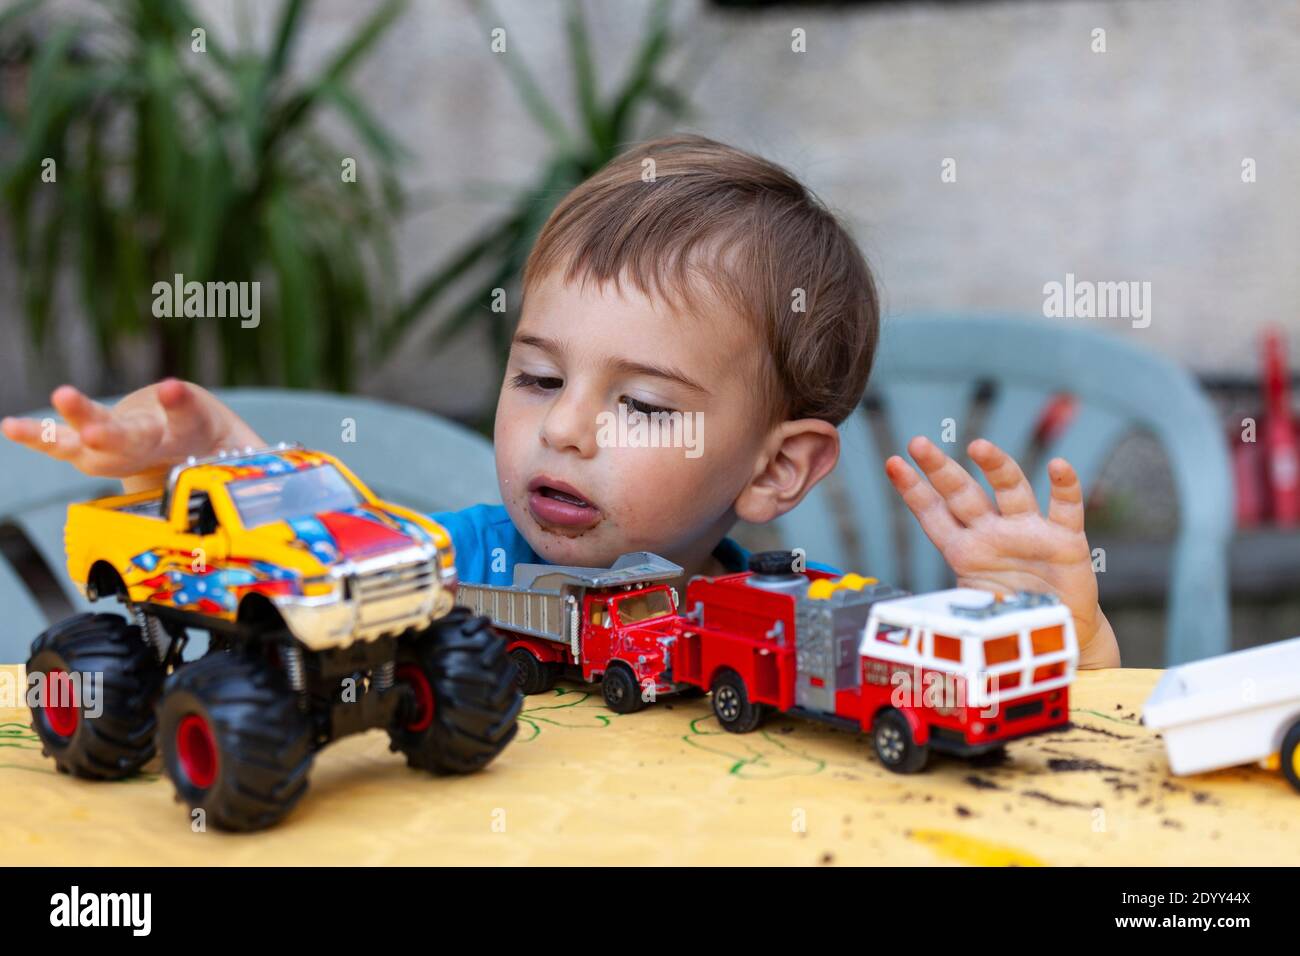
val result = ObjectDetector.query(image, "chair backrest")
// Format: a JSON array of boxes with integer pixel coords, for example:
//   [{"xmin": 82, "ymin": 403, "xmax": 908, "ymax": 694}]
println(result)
[
  {"xmin": 0, "ymin": 388, "xmax": 498, "ymax": 662},
  {"xmin": 773, "ymin": 314, "xmax": 1234, "ymax": 665}
]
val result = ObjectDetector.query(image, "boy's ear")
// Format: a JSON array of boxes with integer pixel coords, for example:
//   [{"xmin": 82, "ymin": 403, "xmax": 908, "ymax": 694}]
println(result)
[{"xmin": 734, "ymin": 419, "xmax": 840, "ymax": 525}]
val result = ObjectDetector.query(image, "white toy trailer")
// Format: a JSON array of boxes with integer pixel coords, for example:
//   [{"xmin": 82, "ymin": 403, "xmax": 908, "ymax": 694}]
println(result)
[{"xmin": 1142, "ymin": 635, "xmax": 1300, "ymax": 793}]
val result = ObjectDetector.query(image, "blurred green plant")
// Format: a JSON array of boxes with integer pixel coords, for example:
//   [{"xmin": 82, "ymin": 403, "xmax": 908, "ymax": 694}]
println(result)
[
  {"xmin": 0, "ymin": 0, "xmax": 407, "ymax": 391},
  {"xmin": 385, "ymin": 0, "xmax": 689, "ymax": 389}
]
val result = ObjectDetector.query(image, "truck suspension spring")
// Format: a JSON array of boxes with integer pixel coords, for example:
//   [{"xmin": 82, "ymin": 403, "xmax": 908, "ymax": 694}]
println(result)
[
  {"xmin": 131, "ymin": 606, "xmax": 169, "ymax": 662},
  {"xmin": 372, "ymin": 660, "xmax": 395, "ymax": 693},
  {"xmin": 282, "ymin": 644, "xmax": 308, "ymax": 711}
]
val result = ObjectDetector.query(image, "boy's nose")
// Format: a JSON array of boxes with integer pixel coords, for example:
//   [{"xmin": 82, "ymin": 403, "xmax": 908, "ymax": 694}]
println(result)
[{"xmin": 539, "ymin": 394, "xmax": 598, "ymax": 457}]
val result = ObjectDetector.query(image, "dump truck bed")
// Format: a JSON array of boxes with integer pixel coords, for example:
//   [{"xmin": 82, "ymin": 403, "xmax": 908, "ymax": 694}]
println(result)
[
  {"xmin": 457, "ymin": 582, "xmax": 573, "ymax": 644},
  {"xmin": 456, "ymin": 552, "xmax": 682, "ymax": 646}
]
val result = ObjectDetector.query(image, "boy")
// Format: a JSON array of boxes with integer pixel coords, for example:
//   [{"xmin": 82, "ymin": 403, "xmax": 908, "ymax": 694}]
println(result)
[{"xmin": 2, "ymin": 135, "xmax": 1120, "ymax": 668}]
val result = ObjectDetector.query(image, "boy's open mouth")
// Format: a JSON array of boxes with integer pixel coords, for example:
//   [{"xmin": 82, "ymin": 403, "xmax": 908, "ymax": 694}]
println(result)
[{"xmin": 527, "ymin": 476, "xmax": 602, "ymax": 530}]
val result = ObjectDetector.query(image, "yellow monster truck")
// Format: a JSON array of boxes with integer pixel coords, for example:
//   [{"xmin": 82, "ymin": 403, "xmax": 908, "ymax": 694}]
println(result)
[{"xmin": 26, "ymin": 443, "xmax": 521, "ymax": 831}]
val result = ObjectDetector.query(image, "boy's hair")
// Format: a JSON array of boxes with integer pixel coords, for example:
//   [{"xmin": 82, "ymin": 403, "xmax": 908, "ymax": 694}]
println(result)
[{"xmin": 523, "ymin": 134, "xmax": 880, "ymax": 426}]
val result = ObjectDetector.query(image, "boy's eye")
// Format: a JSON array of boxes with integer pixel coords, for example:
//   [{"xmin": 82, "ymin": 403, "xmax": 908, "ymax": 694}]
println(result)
[
  {"xmin": 510, "ymin": 371, "xmax": 563, "ymax": 391},
  {"xmin": 621, "ymin": 396, "xmax": 676, "ymax": 417}
]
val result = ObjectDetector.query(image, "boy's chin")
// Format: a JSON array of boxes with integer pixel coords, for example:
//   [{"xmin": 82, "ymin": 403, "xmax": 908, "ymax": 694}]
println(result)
[
  {"xmin": 526, "ymin": 528, "xmax": 618, "ymax": 569},
  {"xmin": 521, "ymin": 520, "xmax": 659, "ymax": 571},
  {"xmin": 506, "ymin": 497, "xmax": 665, "ymax": 569}
]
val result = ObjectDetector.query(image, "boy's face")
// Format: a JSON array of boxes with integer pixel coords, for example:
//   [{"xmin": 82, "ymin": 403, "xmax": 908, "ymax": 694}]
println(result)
[{"xmin": 494, "ymin": 271, "xmax": 772, "ymax": 572}]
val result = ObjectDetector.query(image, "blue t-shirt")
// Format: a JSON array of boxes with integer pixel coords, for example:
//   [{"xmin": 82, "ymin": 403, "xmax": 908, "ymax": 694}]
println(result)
[{"xmin": 427, "ymin": 503, "xmax": 838, "ymax": 585}]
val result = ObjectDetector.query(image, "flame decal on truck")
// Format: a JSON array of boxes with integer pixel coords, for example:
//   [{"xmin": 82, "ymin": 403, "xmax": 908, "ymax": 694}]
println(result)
[{"xmin": 124, "ymin": 550, "xmax": 299, "ymax": 616}]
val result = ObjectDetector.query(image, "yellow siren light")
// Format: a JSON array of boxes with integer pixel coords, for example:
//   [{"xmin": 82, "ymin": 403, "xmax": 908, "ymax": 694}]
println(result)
[{"xmin": 806, "ymin": 573, "xmax": 879, "ymax": 600}]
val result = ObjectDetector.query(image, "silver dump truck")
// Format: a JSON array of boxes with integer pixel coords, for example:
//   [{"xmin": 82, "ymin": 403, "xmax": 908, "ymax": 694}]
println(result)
[{"xmin": 457, "ymin": 552, "xmax": 686, "ymax": 712}]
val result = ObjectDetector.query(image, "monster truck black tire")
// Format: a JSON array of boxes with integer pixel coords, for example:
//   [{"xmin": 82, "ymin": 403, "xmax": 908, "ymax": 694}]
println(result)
[
  {"xmin": 27, "ymin": 613, "xmax": 164, "ymax": 780},
  {"xmin": 510, "ymin": 647, "xmax": 558, "ymax": 695},
  {"xmin": 601, "ymin": 662, "xmax": 647, "ymax": 714},
  {"xmin": 157, "ymin": 652, "xmax": 313, "ymax": 831},
  {"xmin": 388, "ymin": 608, "xmax": 521, "ymax": 774}
]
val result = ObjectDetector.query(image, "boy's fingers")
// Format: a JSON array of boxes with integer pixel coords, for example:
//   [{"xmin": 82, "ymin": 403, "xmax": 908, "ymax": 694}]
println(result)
[
  {"xmin": 0, "ymin": 416, "xmax": 33, "ymax": 443},
  {"xmin": 157, "ymin": 378, "xmax": 194, "ymax": 418},
  {"xmin": 967, "ymin": 438, "xmax": 1038, "ymax": 516},
  {"xmin": 158, "ymin": 378, "xmax": 210, "ymax": 441},
  {"xmin": 2, "ymin": 417, "xmax": 84, "ymax": 460},
  {"xmin": 906, "ymin": 435, "xmax": 994, "ymax": 526},
  {"xmin": 1046, "ymin": 457, "xmax": 1085, "ymax": 532},
  {"xmin": 884, "ymin": 454, "xmax": 963, "ymax": 547},
  {"xmin": 50, "ymin": 385, "xmax": 112, "ymax": 432},
  {"xmin": 80, "ymin": 412, "xmax": 157, "ymax": 454}
]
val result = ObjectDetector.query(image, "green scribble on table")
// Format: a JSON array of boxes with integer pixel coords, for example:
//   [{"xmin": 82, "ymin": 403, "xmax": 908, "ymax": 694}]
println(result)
[
  {"xmin": 0, "ymin": 722, "xmax": 40, "ymax": 749},
  {"xmin": 113, "ymin": 770, "xmax": 162, "ymax": 784},
  {"xmin": 683, "ymin": 715, "xmax": 826, "ymax": 779},
  {"xmin": 517, "ymin": 685, "xmax": 615, "ymax": 742},
  {"xmin": 0, "ymin": 721, "xmax": 160, "ymax": 781},
  {"xmin": 1072, "ymin": 708, "xmax": 1140, "ymax": 726}
]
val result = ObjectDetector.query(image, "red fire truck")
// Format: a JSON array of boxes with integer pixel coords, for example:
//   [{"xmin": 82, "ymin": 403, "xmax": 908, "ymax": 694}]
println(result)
[
  {"xmin": 673, "ymin": 551, "xmax": 1078, "ymax": 773},
  {"xmin": 456, "ymin": 552, "xmax": 689, "ymax": 713}
]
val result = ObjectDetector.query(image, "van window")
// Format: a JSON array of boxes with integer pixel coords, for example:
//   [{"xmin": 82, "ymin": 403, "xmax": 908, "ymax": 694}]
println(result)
[
  {"xmin": 876, "ymin": 624, "xmax": 914, "ymax": 649},
  {"xmin": 932, "ymin": 633, "xmax": 962, "ymax": 662},
  {"xmin": 983, "ymin": 634, "xmax": 1020, "ymax": 666},
  {"xmin": 1034, "ymin": 663, "xmax": 1066, "ymax": 682},
  {"xmin": 1031, "ymin": 625, "xmax": 1064, "ymax": 655}
]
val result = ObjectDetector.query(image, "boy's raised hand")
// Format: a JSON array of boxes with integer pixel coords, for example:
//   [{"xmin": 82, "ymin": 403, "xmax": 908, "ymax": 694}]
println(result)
[
  {"xmin": 1, "ymin": 379, "xmax": 265, "ymax": 493},
  {"xmin": 885, "ymin": 435, "xmax": 1120, "ymax": 668}
]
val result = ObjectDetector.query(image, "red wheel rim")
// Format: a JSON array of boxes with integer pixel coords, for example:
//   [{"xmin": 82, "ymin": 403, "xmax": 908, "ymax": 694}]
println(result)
[
  {"xmin": 396, "ymin": 664, "xmax": 435, "ymax": 732},
  {"xmin": 42, "ymin": 668, "xmax": 79, "ymax": 738},
  {"xmin": 176, "ymin": 714, "xmax": 218, "ymax": 789}
]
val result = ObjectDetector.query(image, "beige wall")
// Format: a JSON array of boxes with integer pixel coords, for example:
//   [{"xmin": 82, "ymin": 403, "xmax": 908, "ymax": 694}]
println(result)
[{"xmin": 2, "ymin": 0, "xmax": 1297, "ymax": 416}]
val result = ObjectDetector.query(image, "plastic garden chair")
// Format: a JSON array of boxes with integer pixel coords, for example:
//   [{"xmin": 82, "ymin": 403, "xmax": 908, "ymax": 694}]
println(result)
[
  {"xmin": 0, "ymin": 388, "xmax": 498, "ymax": 662},
  {"xmin": 773, "ymin": 314, "xmax": 1234, "ymax": 665}
]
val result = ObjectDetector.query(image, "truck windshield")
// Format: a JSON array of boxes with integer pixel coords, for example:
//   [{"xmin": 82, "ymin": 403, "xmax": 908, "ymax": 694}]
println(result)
[
  {"xmin": 228, "ymin": 465, "xmax": 363, "ymax": 528},
  {"xmin": 615, "ymin": 589, "xmax": 673, "ymax": 625}
]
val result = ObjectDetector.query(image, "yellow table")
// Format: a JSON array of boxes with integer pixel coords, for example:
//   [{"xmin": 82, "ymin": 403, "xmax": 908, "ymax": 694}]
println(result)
[{"xmin": 1, "ymin": 666, "xmax": 1294, "ymax": 865}]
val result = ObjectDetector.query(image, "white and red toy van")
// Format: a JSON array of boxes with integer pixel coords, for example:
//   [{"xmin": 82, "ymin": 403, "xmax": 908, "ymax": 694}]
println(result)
[{"xmin": 858, "ymin": 588, "xmax": 1079, "ymax": 770}]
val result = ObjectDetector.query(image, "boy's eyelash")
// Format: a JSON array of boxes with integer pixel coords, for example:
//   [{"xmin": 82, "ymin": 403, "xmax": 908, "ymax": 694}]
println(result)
[
  {"xmin": 511, "ymin": 372, "xmax": 676, "ymax": 416},
  {"xmin": 510, "ymin": 372, "xmax": 563, "ymax": 391},
  {"xmin": 621, "ymin": 396, "xmax": 676, "ymax": 416}
]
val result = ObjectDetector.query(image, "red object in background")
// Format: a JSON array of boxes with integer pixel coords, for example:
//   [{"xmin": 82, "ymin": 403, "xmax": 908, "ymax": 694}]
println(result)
[
  {"xmin": 1234, "ymin": 329, "xmax": 1300, "ymax": 528},
  {"xmin": 1262, "ymin": 329, "xmax": 1300, "ymax": 526},
  {"xmin": 1234, "ymin": 435, "xmax": 1267, "ymax": 527},
  {"xmin": 1034, "ymin": 394, "xmax": 1077, "ymax": 446}
]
